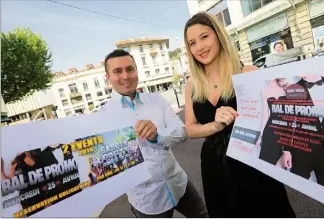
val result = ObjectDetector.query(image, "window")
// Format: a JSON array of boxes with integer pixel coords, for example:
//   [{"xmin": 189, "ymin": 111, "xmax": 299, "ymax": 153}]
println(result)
[
  {"xmin": 148, "ymin": 44, "xmax": 153, "ymax": 48},
  {"xmin": 94, "ymin": 78, "xmax": 100, "ymax": 88},
  {"xmin": 145, "ymin": 71, "xmax": 150, "ymax": 76},
  {"xmin": 58, "ymin": 88, "xmax": 65, "ymax": 97},
  {"xmin": 141, "ymin": 57, "xmax": 147, "ymax": 65},
  {"xmin": 222, "ymin": 8, "xmax": 231, "ymax": 26},
  {"xmin": 104, "ymin": 88, "xmax": 110, "ymax": 95},
  {"xmin": 235, "ymin": 41, "xmax": 241, "ymax": 51},
  {"xmin": 152, "ymin": 55, "xmax": 157, "ymax": 64},
  {"xmin": 123, "ymin": 47, "xmax": 129, "ymax": 52},
  {"xmin": 241, "ymin": 0, "xmax": 274, "ymax": 17},
  {"xmin": 165, "ymin": 67, "xmax": 169, "ymax": 73},
  {"xmin": 97, "ymin": 91, "xmax": 103, "ymax": 97},
  {"xmin": 159, "ymin": 43, "xmax": 163, "ymax": 50},
  {"xmin": 104, "ymin": 78, "xmax": 108, "ymax": 85},
  {"xmin": 62, "ymin": 99, "xmax": 69, "ymax": 106},
  {"xmin": 138, "ymin": 45, "xmax": 144, "ymax": 53},
  {"xmin": 86, "ymin": 94, "xmax": 92, "ymax": 100},
  {"xmin": 83, "ymin": 83, "xmax": 88, "ymax": 91},
  {"xmin": 155, "ymin": 69, "xmax": 160, "ymax": 74},
  {"xmin": 207, "ymin": 0, "xmax": 231, "ymax": 26},
  {"xmin": 68, "ymin": 84, "xmax": 78, "ymax": 94}
]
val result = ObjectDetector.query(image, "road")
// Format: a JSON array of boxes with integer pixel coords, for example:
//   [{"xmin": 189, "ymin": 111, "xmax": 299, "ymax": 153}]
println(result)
[{"xmin": 99, "ymin": 110, "xmax": 324, "ymax": 218}]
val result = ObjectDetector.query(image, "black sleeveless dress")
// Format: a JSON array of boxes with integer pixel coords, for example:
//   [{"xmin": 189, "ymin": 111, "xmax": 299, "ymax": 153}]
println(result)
[
  {"xmin": 193, "ymin": 95, "xmax": 296, "ymax": 217},
  {"xmin": 259, "ymin": 96, "xmax": 290, "ymax": 165}
]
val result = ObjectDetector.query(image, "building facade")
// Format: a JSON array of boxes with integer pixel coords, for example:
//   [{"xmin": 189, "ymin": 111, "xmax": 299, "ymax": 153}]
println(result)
[
  {"xmin": 116, "ymin": 37, "xmax": 174, "ymax": 92},
  {"xmin": 187, "ymin": 0, "xmax": 324, "ymax": 64},
  {"xmin": 51, "ymin": 64, "xmax": 112, "ymax": 117},
  {"xmin": 4, "ymin": 90, "xmax": 55, "ymax": 125},
  {"xmin": 5, "ymin": 37, "xmax": 177, "ymax": 121}
]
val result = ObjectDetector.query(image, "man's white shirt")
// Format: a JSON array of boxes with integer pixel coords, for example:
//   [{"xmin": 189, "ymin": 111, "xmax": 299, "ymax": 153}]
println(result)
[{"xmin": 99, "ymin": 90, "xmax": 188, "ymax": 215}]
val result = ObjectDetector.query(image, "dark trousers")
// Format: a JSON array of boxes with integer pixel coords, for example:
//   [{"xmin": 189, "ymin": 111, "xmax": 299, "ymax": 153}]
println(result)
[
  {"xmin": 290, "ymin": 145, "xmax": 324, "ymax": 186},
  {"xmin": 130, "ymin": 180, "xmax": 208, "ymax": 218}
]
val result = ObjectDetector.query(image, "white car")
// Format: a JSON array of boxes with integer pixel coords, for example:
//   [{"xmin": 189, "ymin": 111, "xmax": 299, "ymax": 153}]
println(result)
[
  {"xmin": 92, "ymin": 99, "xmax": 110, "ymax": 112},
  {"xmin": 253, "ymin": 47, "xmax": 305, "ymax": 68}
]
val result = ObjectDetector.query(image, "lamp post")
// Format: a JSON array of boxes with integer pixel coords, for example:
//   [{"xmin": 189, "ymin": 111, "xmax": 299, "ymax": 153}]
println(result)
[{"xmin": 173, "ymin": 87, "xmax": 180, "ymax": 108}]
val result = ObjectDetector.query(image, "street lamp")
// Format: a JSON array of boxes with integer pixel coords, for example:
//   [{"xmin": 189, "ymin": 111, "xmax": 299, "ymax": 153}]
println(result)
[{"xmin": 173, "ymin": 88, "xmax": 180, "ymax": 108}]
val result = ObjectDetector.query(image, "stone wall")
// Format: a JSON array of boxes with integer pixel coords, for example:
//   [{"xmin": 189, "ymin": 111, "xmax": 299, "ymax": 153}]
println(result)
[{"xmin": 288, "ymin": 1, "xmax": 315, "ymax": 52}]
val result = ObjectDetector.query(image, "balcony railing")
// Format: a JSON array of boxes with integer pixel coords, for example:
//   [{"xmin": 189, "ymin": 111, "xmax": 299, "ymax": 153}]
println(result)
[
  {"xmin": 150, "ymin": 48, "xmax": 158, "ymax": 55},
  {"xmin": 70, "ymin": 92, "xmax": 82, "ymax": 98},
  {"xmin": 71, "ymin": 99, "xmax": 84, "ymax": 105}
]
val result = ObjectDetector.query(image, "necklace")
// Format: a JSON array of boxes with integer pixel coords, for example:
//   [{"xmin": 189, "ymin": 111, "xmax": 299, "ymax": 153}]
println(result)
[{"xmin": 213, "ymin": 85, "xmax": 218, "ymax": 89}]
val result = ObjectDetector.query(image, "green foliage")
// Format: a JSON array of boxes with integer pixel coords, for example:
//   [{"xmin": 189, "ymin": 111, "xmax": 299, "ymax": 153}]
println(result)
[
  {"xmin": 168, "ymin": 48, "xmax": 181, "ymax": 60},
  {"xmin": 1, "ymin": 28, "xmax": 53, "ymax": 103}
]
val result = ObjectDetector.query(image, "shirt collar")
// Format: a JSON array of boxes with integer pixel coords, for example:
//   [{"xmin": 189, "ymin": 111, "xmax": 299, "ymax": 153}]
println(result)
[{"xmin": 111, "ymin": 89, "xmax": 143, "ymax": 108}]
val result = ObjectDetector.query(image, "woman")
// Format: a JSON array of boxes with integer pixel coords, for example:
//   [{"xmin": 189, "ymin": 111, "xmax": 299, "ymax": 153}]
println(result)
[{"xmin": 184, "ymin": 12, "xmax": 295, "ymax": 218}]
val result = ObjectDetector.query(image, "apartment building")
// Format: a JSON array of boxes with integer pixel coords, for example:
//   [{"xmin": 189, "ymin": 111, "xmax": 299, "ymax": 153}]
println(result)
[
  {"xmin": 116, "ymin": 37, "xmax": 174, "ymax": 92},
  {"xmin": 51, "ymin": 63, "xmax": 113, "ymax": 117},
  {"xmin": 187, "ymin": 0, "xmax": 324, "ymax": 64}
]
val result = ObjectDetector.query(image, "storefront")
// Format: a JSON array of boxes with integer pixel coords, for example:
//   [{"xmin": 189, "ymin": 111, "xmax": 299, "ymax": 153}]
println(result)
[
  {"xmin": 246, "ymin": 13, "xmax": 294, "ymax": 62},
  {"xmin": 308, "ymin": 0, "xmax": 324, "ymax": 52}
]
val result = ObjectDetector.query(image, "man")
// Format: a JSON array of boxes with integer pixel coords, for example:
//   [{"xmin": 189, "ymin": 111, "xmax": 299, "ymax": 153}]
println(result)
[
  {"xmin": 100, "ymin": 49, "xmax": 208, "ymax": 218},
  {"xmin": 285, "ymin": 75, "xmax": 324, "ymax": 186}
]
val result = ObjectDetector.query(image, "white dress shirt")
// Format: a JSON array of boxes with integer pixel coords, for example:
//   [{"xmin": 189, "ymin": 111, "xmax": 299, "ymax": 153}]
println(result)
[{"xmin": 99, "ymin": 90, "xmax": 188, "ymax": 215}]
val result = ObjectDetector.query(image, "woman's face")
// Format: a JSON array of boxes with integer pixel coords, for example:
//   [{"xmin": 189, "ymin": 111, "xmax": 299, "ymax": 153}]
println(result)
[
  {"xmin": 275, "ymin": 44, "xmax": 283, "ymax": 52},
  {"xmin": 186, "ymin": 24, "xmax": 220, "ymax": 65}
]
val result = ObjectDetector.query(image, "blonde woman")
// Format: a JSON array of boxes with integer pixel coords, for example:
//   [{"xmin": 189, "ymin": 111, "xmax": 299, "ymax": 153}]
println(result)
[{"xmin": 184, "ymin": 12, "xmax": 295, "ymax": 218}]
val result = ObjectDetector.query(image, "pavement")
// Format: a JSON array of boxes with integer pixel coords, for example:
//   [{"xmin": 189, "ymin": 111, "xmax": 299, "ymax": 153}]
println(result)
[{"xmin": 99, "ymin": 109, "xmax": 324, "ymax": 218}]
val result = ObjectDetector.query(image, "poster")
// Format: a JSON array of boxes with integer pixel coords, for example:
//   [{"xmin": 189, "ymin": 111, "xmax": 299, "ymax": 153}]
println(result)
[
  {"xmin": 1, "ymin": 110, "xmax": 151, "ymax": 217},
  {"xmin": 312, "ymin": 25, "xmax": 324, "ymax": 51},
  {"xmin": 227, "ymin": 57, "xmax": 324, "ymax": 204}
]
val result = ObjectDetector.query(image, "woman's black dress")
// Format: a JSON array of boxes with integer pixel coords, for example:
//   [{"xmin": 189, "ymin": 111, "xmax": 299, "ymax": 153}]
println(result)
[
  {"xmin": 193, "ymin": 95, "xmax": 296, "ymax": 218},
  {"xmin": 259, "ymin": 96, "xmax": 289, "ymax": 165}
]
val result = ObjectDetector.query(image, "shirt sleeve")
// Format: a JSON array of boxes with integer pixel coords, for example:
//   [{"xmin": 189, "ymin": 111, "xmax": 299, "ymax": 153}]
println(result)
[{"xmin": 148, "ymin": 93, "xmax": 187, "ymax": 148}]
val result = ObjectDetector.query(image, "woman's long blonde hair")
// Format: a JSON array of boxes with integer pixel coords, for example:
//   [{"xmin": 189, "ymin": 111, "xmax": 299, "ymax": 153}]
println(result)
[{"xmin": 184, "ymin": 12, "xmax": 241, "ymax": 103}]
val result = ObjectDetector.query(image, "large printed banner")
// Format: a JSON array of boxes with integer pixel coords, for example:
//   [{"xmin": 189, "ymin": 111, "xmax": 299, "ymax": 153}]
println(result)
[
  {"xmin": 227, "ymin": 57, "xmax": 324, "ymax": 204},
  {"xmin": 1, "ymin": 110, "xmax": 151, "ymax": 217}
]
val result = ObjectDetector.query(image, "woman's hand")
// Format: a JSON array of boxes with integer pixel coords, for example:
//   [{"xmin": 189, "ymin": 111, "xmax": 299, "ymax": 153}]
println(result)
[
  {"xmin": 215, "ymin": 106, "xmax": 239, "ymax": 126},
  {"xmin": 256, "ymin": 136, "xmax": 262, "ymax": 149}
]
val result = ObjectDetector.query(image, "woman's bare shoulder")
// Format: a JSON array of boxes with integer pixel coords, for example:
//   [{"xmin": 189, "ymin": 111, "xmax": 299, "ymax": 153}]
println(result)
[{"xmin": 242, "ymin": 65, "xmax": 259, "ymax": 73}]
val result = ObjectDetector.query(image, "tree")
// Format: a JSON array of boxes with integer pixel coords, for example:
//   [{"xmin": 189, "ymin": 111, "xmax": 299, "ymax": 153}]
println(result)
[
  {"xmin": 1, "ymin": 28, "xmax": 53, "ymax": 103},
  {"xmin": 168, "ymin": 48, "xmax": 181, "ymax": 60}
]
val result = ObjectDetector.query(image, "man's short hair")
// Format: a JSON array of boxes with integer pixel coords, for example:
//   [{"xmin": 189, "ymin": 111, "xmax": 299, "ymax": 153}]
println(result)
[
  {"xmin": 104, "ymin": 49, "xmax": 136, "ymax": 73},
  {"xmin": 320, "ymin": 42, "xmax": 324, "ymax": 47},
  {"xmin": 273, "ymin": 41, "xmax": 283, "ymax": 49}
]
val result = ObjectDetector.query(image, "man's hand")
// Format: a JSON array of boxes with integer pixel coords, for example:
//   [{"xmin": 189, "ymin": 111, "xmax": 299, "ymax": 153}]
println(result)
[{"xmin": 134, "ymin": 120, "xmax": 158, "ymax": 142}]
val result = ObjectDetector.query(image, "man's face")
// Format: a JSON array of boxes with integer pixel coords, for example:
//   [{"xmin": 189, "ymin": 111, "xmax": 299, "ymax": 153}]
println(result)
[{"xmin": 106, "ymin": 56, "xmax": 138, "ymax": 96}]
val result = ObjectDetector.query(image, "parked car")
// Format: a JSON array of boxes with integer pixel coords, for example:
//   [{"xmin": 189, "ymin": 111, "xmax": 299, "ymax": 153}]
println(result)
[
  {"xmin": 253, "ymin": 47, "xmax": 306, "ymax": 68},
  {"xmin": 92, "ymin": 98, "xmax": 110, "ymax": 112},
  {"xmin": 314, "ymin": 52, "xmax": 324, "ymax": 58}
]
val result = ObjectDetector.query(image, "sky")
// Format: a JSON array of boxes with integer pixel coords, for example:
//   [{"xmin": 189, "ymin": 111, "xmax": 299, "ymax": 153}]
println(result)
[{"xmin": 2, "ymin": 0, "xmax": 190, "ymax": 73}]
